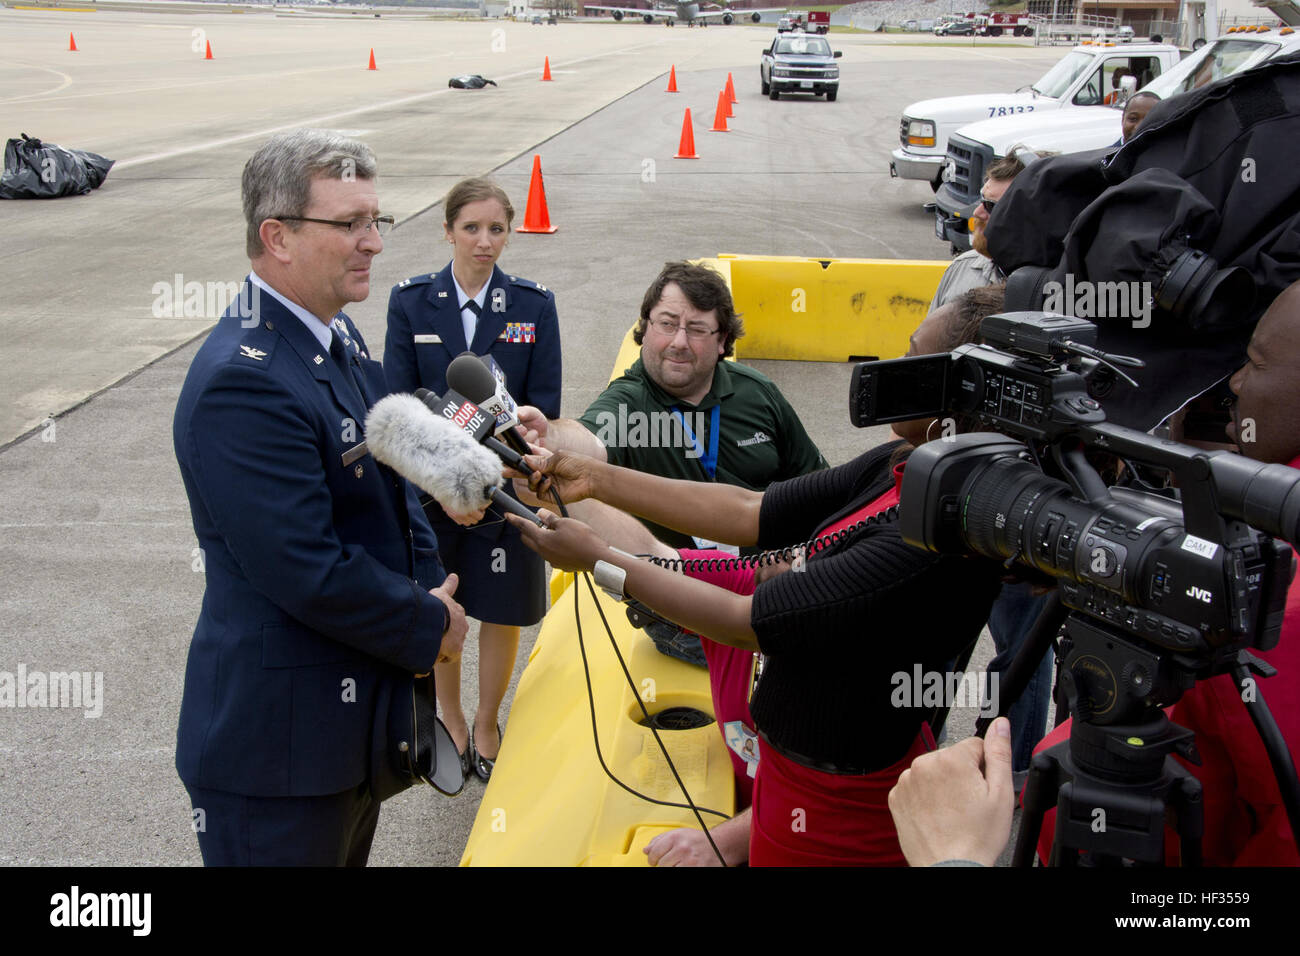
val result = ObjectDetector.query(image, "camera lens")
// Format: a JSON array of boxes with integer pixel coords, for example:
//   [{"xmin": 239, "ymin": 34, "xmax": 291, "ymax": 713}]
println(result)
[{"xmin": 961, "ymin": 455, "xmax": 1070, "ymax": 563}]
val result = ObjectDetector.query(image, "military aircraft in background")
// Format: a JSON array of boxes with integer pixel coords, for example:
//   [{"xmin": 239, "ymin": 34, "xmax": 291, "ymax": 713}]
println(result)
[{"xmin": 584, "ymin": 2, "xmax": 783, "ymax": 26}]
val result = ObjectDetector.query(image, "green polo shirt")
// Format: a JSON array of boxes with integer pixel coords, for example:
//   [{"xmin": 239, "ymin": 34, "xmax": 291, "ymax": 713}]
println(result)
[{"xmin": 578, "ymin": 357, "xmax": 827, "ymax": 548}]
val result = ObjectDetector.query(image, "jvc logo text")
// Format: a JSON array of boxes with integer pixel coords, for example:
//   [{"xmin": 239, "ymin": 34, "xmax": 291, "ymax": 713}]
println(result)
[{"xmin": 1185, "ymin": 586, "xmax": 1213, "ymax": 603}]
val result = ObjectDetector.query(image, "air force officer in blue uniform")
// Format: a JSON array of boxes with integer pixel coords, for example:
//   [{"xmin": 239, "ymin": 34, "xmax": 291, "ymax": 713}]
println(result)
[
  {"xmin": 172, "ymin": 130, "xmax": 468, "ymax": 866},
  {"xmin": 385, "ymin": 178, "xmax": 561, "ymax": 781}
]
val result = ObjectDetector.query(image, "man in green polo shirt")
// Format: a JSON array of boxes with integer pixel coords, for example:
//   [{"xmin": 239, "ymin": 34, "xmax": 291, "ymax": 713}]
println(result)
[
  {"xmin": 522, "ymin": 261, "xmax": 824, "ymax": 542},
  {"xmin": 516, "ymin": 261, "xmax": 826, "ymax": 661}
]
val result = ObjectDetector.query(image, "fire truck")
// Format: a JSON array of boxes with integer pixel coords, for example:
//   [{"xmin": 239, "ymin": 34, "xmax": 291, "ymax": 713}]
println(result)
[{"xmin": 974, "ymin": 12, "xmax": 1035, "ymax": 36}]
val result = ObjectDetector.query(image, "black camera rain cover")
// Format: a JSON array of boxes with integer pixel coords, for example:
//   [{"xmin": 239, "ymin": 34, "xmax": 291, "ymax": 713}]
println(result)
[
  {"xmin": 986, "ymin": 51, "xmax": 1300, "ymax": 431},
  {"xmin": 0, "ymin": 133, "xmax": 114, "ymax": 200}
]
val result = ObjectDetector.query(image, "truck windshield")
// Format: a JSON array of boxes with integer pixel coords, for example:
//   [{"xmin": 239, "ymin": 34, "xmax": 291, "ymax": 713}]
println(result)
[
  {"xmin": 1139, "ymin": 39, "xmax": 1280, "ymax": 100},
  {"xmin": 776, "ymin": 36, "xmax": 832, "ymax": 55},
  {"xmin": 1032, "ymin": 52, "xmax": 1094, "ymax": 98}
]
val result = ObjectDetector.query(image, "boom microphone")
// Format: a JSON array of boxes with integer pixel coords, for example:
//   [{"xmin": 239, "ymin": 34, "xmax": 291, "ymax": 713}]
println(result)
[
  {"xmin": 446, "ymin": 352, "xmax": 533, "ymax": 458},
  {"xmin": 364, "ymin": 394, "xmax": 543, "ymax": 526}
]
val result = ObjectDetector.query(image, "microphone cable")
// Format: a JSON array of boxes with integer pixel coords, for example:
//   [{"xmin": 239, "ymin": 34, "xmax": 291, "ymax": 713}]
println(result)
[
  {"xmin": 570, "ymin": 570, "xmax": 730, "ymax": 865},
  {"xmin": 539, "ymin": 483, "xmax": 731, "ymax": 865},
  {"xmin": 644, "ymin": 505, "xmax": 900, "ymax": 574}
]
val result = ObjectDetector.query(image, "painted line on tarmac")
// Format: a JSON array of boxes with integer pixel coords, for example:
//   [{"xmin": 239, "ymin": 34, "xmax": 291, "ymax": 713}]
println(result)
[
  {"xmin": 113, "ymin": 39, "xmax": 673, "ymax": 170},
  {"xmin": 0, "ymin": 52, "xmax": 458, "ymax": 106},
  {"xmin": 0, "ymin": 63, "xmax": 74, "ymax": 100}
]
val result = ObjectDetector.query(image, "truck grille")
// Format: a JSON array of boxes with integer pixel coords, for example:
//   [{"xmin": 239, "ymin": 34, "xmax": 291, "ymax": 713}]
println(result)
[{"xmin": 945, "ymin": 135, "xmax": 989, "ymax": 204}]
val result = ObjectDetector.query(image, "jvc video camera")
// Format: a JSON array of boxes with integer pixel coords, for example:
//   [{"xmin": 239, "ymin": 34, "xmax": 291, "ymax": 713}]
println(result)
[{"xmin": 851, "ymin": 312, "xmax": 1300, "ymax": 725}]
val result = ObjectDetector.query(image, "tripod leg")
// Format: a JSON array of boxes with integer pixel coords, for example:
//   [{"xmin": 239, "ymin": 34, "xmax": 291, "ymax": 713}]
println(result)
[{"xmin": 1012, "ymin": 751, "xmax": 1059, "ymax": 867}]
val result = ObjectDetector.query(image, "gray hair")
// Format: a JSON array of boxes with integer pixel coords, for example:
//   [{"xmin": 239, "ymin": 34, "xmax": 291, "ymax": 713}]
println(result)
[{"xmin": 241, "ymin": 129, "xmax": 377, "ymax": 258}]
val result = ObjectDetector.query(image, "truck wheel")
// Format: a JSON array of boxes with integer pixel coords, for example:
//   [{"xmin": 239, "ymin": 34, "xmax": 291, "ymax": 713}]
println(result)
[
  {"xmin": 826, "ymin": 88, "xmax": 837, "ymax": 102},
  {"xmin": 989, "ymin": 26, "xmax": 1002, "ymax": 37},
  {"xmin": 1022, "ymin": 26, "xmax": 1033, "ymax": 37},
  {"xmin": 769, "ymin": 87, "xmax": 779, "ymax": 100},
  {"xmin": 761, "ymin": 74, "xmax": 770, "ymax": 94}
]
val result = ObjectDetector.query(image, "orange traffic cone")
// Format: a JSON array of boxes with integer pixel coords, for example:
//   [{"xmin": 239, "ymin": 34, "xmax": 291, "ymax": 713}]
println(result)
[
  {"xmin": 367, "ymin": 48, "xmax": 377, "ymax": 71},
  {"xmin": 516, "ymin": 155, "xmax": 557, "ymax": 234},
  {"xmin": 541, "ymin": 56, "xmax": 553, "ymax": 81},
  {"xmin": 675, "ymin": 108, "xmax": 698, "ymax": 158},
  {"xmin": 204, "ymin": 40, "xmax": 214, "ymax": 60},
  {"xmin": 69, "ymin": 33, "xmax": 77, "ymax": 52},
  {"xmin": 666, "ymin": 65, "xmax": 678, "ymax": 92},
  {"xmin": 710, "ymin": 91, "xmax": 729, "ymax": 132},
  {"xmin": 724, "ymin": 88, "xmax": 734, "ymax": 118},
  {"xmin": 724, "ymin": 72, "xmax": 737, "ymax": 104}
]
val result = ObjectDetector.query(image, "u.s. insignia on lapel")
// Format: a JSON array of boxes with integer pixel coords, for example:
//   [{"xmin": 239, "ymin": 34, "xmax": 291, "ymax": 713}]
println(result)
[
  {"xmin": 239, "ymin": 345, "xmax": 267, "ymax": 361},
  {"xmin": 437, "ymin": 291, "xmax": 448, "ymax": 298},
  {"xmin": 313, "ymin": 355, "xmax": 324, "ymax": 365}
]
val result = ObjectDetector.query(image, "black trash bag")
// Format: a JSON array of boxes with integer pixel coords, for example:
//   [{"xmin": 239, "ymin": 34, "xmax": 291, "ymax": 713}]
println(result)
[
  {"xmin": 447, "ymin": 74, "xmax": 497, "ymax": 89},
  {"xmin": 0, "ymin": 133, "xmax": 115, "ymax": 199}
]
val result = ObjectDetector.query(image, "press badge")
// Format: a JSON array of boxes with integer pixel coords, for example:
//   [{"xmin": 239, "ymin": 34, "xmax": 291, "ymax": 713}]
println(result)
[
  {"xmin": 723, "ymin": 721, "xmax": 761, "ymax": 778},
  {"xmin": 690, "ymin": 537, "xmax": 740, "ymax": 556}
]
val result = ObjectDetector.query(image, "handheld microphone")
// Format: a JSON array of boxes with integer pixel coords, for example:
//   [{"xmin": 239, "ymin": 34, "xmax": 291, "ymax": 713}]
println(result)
[
  {"xmin": 364, "ymin": 394, "xmax": 544, "ymax": 527},
  {"xmin": 446, "ymin": 352, "xmax": 533, "ymax": 459},
  {"xmin": 412, "ymin": 387, "xmax": 529, "ymax": 473}
]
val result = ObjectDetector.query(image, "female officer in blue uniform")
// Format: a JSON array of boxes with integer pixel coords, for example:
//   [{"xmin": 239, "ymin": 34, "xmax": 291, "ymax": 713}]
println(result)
[{"xmin": 384, "ymin": 178, "xmax": 561, "ymax": 780}]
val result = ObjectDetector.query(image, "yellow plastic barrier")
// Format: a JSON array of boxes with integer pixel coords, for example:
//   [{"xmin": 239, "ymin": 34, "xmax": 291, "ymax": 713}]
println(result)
[
  {"xmin": 707, "ymin": 254, "xmax": 948, "ymax": 363},
  {"xmin": 460, "ymin": 577, "xmax": 734, "ymax": 866}
]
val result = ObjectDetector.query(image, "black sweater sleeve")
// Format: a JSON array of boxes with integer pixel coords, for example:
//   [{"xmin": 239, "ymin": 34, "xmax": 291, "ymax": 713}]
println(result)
[{"xmin": 756, "ymin": 441, "xmax": 901, "ymax": 549}]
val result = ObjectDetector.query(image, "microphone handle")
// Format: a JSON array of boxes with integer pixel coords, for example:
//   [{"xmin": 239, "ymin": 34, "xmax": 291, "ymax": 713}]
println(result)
[
  {"xmin": 488, "ymin": 485, "xmax": 545, "ymax": 527},
  {"xmin": 496, "ymin": 425, "xmax": 533, "ymax": 460},
  {"xmin": 483, "ymin": 435, "xmax": 527, "ymax": 472}
]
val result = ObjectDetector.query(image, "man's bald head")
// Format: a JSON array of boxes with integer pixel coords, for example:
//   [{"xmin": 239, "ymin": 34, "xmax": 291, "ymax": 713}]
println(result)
[{"xmin": 1228, "ymin": 280, "xmax": 1300, "ymax": 464}]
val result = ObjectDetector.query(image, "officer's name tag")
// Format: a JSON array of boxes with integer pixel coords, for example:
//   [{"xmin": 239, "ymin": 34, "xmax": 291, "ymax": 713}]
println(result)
[
  {"xmin": 691, "ymin": 537, "xmax": 740, "ymax": 556},
  {"xmin": 413, "ymin": 334, "xmax": 442, "ymax": 344}
]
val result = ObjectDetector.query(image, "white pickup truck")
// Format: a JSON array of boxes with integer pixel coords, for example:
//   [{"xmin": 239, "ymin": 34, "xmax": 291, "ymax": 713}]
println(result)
[
  {"xmin": 931, "ymin": 26, "xmax": 1300, "ymax": 250},
  {"xmin": 889, "ymin": 42, "xmax": 1182, "ymax": 190}
]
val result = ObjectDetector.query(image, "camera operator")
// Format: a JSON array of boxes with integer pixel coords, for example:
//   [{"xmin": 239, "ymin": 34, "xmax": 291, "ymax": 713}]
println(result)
[
  {"xmin": 1167, "ymin": 278, "xmax": 1300, "ymax": 866},
  {"xmin": 896, "ymin": 285, "xmax": 1055, "ymax": 780},
  {"xmin": 1030, "ymin": 279, "xmax": 1300, "ymax": 865},
  {"xmin": 505, "ymin": 301, "xmax": 1007, "ymax": 866}
]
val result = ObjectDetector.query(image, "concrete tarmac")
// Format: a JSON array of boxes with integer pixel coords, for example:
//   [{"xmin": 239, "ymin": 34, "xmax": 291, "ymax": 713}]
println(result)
[{"xmin": 0, "ymin": 7, "xmax": 1062, "ymax": 865}]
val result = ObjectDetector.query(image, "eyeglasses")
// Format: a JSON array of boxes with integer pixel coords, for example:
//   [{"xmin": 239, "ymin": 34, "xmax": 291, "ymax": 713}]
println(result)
[
  {"xmin": 275, "ymin": 215, "xmax": 395, "ymax": 236},
  {"xmin": 979, "ymin": 198, "xmax": 997, "ymax": 214},
  {"xmin": 647, "ymin": 317, "xmax": 720, "ymax": 341}
]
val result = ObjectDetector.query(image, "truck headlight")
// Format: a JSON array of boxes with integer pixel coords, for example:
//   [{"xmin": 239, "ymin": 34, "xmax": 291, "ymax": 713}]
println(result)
[{"xmin": 906, "ymin": 119, "xmax": 936, "ymax": 148}]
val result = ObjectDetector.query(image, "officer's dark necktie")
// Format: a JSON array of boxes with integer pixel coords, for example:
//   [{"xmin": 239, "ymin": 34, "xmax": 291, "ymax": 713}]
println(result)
[
  {"xmin": 462, "ymin": 299, "xmax": 482, "ymax": 318},
  {"xmin": 330, "ymin": 327, "xmax": 370, "ymax": 409}
]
